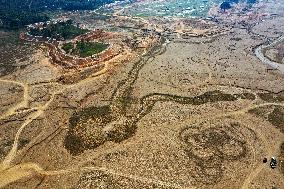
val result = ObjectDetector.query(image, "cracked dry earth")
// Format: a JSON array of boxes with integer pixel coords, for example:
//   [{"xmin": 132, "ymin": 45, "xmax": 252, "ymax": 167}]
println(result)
[{"xmin": 1, "ymin": 9, "xmax": 284, "ymax": 189}]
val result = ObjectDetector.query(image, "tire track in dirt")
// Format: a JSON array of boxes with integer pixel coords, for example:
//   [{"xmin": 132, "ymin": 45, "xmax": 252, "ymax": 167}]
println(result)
[
  {"xmin": 1, "ymin": 35, "xmax": 283, "ymax": 188},
  {"xmin": 0, "ymin": 162, "xmax": 189, "ymax": 189},
  {"xmin": 0, "ymin": 79, "xmax": 29, "ymax": 120}
]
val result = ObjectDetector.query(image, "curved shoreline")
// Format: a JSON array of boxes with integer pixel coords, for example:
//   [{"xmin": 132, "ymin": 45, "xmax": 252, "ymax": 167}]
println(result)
[{"xmin": 255, "ymin": 35, "xmax": 284, "ymax": 73}]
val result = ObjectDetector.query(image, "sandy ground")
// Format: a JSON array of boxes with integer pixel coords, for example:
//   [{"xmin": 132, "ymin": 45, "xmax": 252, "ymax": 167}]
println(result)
[{"xmin": 0, "ymin": 1, "xmax": 284, "ymax": 189}]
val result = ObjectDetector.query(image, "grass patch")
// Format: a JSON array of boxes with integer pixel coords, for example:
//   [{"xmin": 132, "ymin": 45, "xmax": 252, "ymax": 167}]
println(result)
[
  {"xmin": 62, "ymin": 42, "xmax": 73, "ymax": 53},
  {"xmin": 62, "ymin": 41, "xmax": 109, "ymax": 58},
  {"xmin": 73, "ymin": 41, "xmax": 109, "ymax": 58}
]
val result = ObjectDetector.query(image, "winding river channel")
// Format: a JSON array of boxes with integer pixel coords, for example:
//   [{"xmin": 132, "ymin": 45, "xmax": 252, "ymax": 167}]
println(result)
[{"xmin": 255, "ymin": 35, "xmax": 284, "ymax": 73}]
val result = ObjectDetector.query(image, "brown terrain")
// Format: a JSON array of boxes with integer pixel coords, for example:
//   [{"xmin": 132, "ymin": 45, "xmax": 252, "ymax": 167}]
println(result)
[
  {"xmin": 0, "ymin": 0, "xmax": 284, "ymax": 189},
  {"xmin": 264, "ymin": 42, "xmax": 284, "ymax": 64}
]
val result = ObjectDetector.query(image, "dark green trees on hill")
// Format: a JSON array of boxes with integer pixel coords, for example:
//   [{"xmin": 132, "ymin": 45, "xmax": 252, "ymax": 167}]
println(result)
[
  {"xmin": 29, "ymin": 20, "xmax": 89, "ymax": 40},
  {"xmin": 0, "ymin": 10, "xmax": 49, "ymax": 30},
  {"xmin": 0, "ymin": 0, "xmax": 122, "ymax": 29}
]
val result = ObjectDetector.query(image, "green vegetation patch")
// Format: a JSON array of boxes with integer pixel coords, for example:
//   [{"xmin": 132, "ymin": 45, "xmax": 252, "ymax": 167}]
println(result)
[
  {"xmin": 0, "ymin": 9, "xmax": 49, "ymax": 30},
  {"xmin": 62, "ymin": 40, "xmax": 109, "ymax": 57},
  {"xmin": 73, "ymin": 41, "xmax": 109, "ymax": 58},
  {"xmin": 29, "ymin": 20, "xmax": 88, "ymax": 40},
  {"xmin": 0, "ymin": 0, "xmax": 120, "ymax": 29},
  {"xmin": 62, "ymin": 42, "xmax": 74, "ymax": 53},
  {"xmin": 62, "ymin": 41, "xmax": 109, "ymax": 58}
]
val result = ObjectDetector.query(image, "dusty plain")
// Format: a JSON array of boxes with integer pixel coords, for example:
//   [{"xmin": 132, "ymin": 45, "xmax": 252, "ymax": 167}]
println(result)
[{"xmin": 0, "ymin": 0, "xmax": 284, "ymax": 189}]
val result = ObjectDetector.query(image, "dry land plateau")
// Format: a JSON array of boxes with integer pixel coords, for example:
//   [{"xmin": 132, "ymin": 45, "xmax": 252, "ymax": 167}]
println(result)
[{"xmin": 0, "ymin": 0, "xmax": 284, "ymax": 188}]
